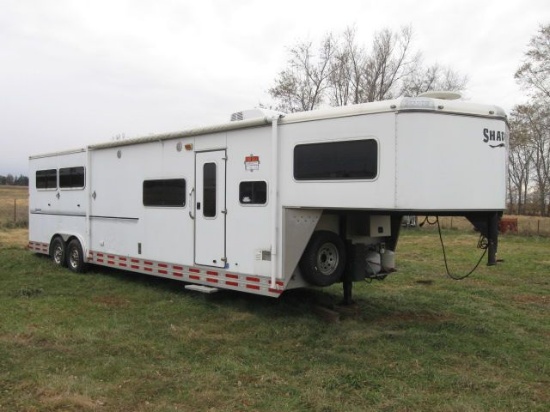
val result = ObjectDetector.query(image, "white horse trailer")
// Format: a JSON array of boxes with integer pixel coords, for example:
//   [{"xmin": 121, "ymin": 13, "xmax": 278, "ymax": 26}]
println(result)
[{"xmin": 28, "ymin": 96, "xmax": 507, "ymax": 301}]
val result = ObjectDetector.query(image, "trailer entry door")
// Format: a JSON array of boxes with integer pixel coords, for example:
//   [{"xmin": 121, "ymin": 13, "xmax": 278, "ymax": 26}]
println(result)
[{"xmin": 195, "ymin": 150, "xmax": 227, "ymax": 267}]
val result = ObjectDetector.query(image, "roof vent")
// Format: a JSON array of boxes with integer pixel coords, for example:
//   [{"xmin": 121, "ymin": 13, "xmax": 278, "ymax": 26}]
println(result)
[
  {"xmin": 230, "ymin": 108, "xmax": 285, "ymax": 122},
  {"xmin": 230, "ymin": 111, "xmax": 244, "ymax": 122},
  {"xmin": 418, "ymin": 91, "xmax": 462, "ymax": 100}
]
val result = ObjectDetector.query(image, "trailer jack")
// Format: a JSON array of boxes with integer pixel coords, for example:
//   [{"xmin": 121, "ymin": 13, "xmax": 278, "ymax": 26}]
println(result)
[{"xmin": 342, "ymin": 276, "xmax": 354, "ymax": 306}]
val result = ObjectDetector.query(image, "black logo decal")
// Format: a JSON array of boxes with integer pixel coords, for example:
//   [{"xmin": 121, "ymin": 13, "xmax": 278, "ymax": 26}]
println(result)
[{"xmin": 483, "ymin": 128, "xmax": 505, "ymax": 148}]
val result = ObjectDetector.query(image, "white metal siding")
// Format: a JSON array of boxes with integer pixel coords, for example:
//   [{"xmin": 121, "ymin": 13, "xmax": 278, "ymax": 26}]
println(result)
[
  {"xmin": 279, "ymin": 113, "xmax": 396, "ymax": 209},
  {"xmin": 395, "ymin": 112, "xmax": 507, "ymax": 211}
]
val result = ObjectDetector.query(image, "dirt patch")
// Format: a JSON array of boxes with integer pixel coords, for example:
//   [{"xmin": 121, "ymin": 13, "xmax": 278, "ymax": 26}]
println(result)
[
  {"xmin": 39, "ymin": 392, "xmax": 102, "ymax": 410},
  {"xmin": 374, "ymin": 311, "xmax": 453, "ymax": 325},
  {"xmin": 512, "ymin": 294, "xmax": 549, "ymax": 306},
  {"xmin": 92, "ymin": 295, "xmax": 130, "ymax": 308}
]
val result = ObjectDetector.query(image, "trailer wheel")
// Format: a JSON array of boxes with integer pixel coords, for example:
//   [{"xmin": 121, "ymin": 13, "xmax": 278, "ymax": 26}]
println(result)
[
  {"xmin": 299, "ymin": 231, "xmax": 346, "ymax": 287},
  {"xmin": 67, "ymin": 239, "xmax": 86, "ymax": 273},
  {"xmin": 50, "ymin": 237, "xmax": 67, "ymax": 267}
]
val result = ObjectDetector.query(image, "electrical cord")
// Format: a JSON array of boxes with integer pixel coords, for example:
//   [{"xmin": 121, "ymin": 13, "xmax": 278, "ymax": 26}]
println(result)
[{"xmin": 435, "ymin": 217, "xmax": 488, "ymax": 281}]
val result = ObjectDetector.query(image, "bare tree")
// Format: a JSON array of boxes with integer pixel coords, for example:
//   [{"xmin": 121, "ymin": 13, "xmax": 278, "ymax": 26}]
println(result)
[
  {"xmin": 268, "ymin": 34, "xmax": 336, "ymax": 113},
  {"xmin": 508, "ymin": 109, "xmax": 534, "ymax": 214},
  {"xmin": 509, "ymin": 24, "xmax": 550, "ymax": 215},
  {"xmin": 328, "ymin": 27, "xmax": 365, "ymax": 106},
  {"xmin": 401, "ymin": 63, "xmax": 468, "ymax": 97},
  {"xmin": 515, "ymin": 24, "xmax": 550, "ymax": 100},
  {"xmin": 269, "ymin": 26, "xmax": 468, "ymax": 112},
  {"xmin": 512, "ymin": 104, "xmax": 550, "ymax": 215},
  {"xmin": 363, "ymin": 26, "xmax": 419, "ymax": 102}
]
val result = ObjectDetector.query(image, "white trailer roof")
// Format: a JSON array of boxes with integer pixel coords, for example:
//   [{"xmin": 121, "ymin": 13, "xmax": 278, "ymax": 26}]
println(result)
[{"xmin": 30, "ymin": 96, "xmax": 507, "ymax": 157}]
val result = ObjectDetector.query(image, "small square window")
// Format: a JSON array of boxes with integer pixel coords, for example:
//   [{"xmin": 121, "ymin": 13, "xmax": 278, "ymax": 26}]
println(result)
[{"xmin": 239, "ymin": 181, "xmax": 267, "ymax": 205}]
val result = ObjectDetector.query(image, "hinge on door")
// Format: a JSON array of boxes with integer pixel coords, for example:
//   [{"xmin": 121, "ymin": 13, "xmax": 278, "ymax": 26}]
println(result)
[
  {"xmin": 221, "ymin": 257, "xmax": 227, "ymax": 262},
  {"xmin": 222, "ymin": 209, "xmax": 227, "ymax": 215}
]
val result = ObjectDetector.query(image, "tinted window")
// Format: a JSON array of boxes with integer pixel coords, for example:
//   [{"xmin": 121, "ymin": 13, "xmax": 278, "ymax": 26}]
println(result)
[
  {"xmin": 239, "ymin": 181, "xmax": 267, "ymax": 205},
  {"xmin": 59, "ymin": 166, "xmax": 85, "ymax": 188},
  {"xmin": 294, "ymin": 139, "xmax": 378, "ymax": 180},
  {"xmin": 203, "ymin": 163, "xmax": 217, "ymax": 217},
  {"xmin": 36, "ymin": 169, "xmax": 57, "ymax": 189},
  {"xmin": 143, "ymin": 179, "xmax": 186, "ymax": 207}
]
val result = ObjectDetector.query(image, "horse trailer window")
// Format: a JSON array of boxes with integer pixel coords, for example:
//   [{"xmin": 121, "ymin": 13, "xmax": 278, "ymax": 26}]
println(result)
[
  {"xmin": 143, "ymin": 179, "xmax": 186, "ymax": 207},
  {"xmin": 294, "ymin": 139, "xmax": 378, "ymax": 180},
  {"xmin": 239, "ymin": 181, "xmax": 267, "ymax": 205},
  {"xmin": 203, "ymin": 163, "xmax": 217, "ymax": 217},
  {"xmin": 36, "ymin": 169, "xmax": 57, "ymax": 189},
  {"xmin": 59, "ymin": 167, "xmax": 85, "ymax": 189}
]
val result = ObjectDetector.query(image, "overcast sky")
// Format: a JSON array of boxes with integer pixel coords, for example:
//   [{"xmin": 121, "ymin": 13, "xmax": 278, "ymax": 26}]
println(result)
[{"xmin": 1, "ymin": 0, "xmax": 549, "ymax": 175}]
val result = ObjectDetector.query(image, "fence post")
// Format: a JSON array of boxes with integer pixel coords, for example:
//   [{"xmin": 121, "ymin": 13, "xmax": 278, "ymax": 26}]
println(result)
[{"xmin": 14, "ymin": 199, "xmax": 17, "ymax": 223}]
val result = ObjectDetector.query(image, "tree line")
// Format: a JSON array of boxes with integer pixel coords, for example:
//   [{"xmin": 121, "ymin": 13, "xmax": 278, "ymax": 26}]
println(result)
[
  {"xmin": 0, "ymin": 174, "xmax": 29, "ymax": 186},
  {"xmin": 268, "ymin": 24, "xmax": 550, "ymax": 216},
  {"xmin": 508, "ymin": 24, "xmax": 550, "ymax": 216}
]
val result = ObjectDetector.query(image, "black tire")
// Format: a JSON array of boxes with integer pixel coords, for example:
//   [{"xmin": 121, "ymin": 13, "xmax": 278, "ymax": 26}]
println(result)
[
  {"xmin": 66, "ymin": 239, "xmax": 86, "ymax": 273},
  {"xmin": 299, "ymin": 231, "xmax": 346, "ymax": 287},
  {"xmin": 50, "ymin": 237, "xmax": 67, "ymax": 267}
]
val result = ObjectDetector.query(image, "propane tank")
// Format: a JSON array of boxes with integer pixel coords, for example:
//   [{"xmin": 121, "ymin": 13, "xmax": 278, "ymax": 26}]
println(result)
[
  {"xmin": 365, "ymin": 251, "xmax": 381, "ymax": 276},
  {"xmin": 381, "ymin": 250, "xmax": 396, "ymax": 272}
]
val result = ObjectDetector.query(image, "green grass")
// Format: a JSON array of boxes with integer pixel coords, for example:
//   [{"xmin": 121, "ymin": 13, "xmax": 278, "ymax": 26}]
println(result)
[{"xmin": 0, "ymin": 229, "xmax": 549, "ymax": 411}]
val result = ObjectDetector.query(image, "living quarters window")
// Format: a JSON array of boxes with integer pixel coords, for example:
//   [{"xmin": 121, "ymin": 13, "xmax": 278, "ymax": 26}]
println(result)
[
  {"xmin": 59, "ymin": 167, "xmax": 85, "ymax": 189},
  {"xmin": 294, "ymin": 139, "xmax": 378, "ymax": 180},
  {"xmin": 239, "ymin": 181, "xmax": 267, "ymax": 205},
  {"xmin": 36, "ymin": 169, "xmax": 57, "ymax": 189},
  {"xmin": 203, "ymin": 163, "xmax": 217, "ymax": 217},
  {"xmin": 143, "ymin": 179, "xmax": 186, "ymax": 207}
]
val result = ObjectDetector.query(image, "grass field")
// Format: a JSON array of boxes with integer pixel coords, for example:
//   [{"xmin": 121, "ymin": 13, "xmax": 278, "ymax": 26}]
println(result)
[
  {"xmin": 0, "ymin": 228, "xmax": 548, "ymax": 411},
  {"xmin": 0, "ymin": 185, "xmax": 28, "ymax": 227}
]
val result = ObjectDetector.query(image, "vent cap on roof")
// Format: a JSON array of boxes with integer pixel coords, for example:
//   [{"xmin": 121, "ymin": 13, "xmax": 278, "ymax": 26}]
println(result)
[
  {"xmin": 230, "ymin": 108, "xmax": 285, "ymax": 121},
  {"xmin": 418, "ymin": 91, "xmax": 462, "ymax": 100}
]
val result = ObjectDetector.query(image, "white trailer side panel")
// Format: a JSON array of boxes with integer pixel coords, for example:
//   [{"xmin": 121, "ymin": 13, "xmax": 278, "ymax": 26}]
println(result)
[
  {"xmin": 89, "ymin": 137, "xmax": 196, "ymax": 263},
  {"xmin": 395, "ymin": 113, "xmax": 507, "ymax": 211},
  {"xmin": 279, "ymin": 112, "xmax": 396, "ymax": 209},
  {"xmin": 224, "ymin": 126, "xmax": 272, "ymax": 275},
  {"xmin": 29, "ymin": 151, "xmax": 88, "ymax": 247}
]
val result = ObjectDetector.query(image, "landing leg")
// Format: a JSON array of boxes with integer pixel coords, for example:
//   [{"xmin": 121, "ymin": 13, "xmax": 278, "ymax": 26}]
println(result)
[
  {"xmin": 487, "ymin": 212, "xmax": 499, "ymax": 266},
  {"xmin": 342, "ymin": 275, "xmax": 353, "ymax": 305},
  {"xmin": 339, "ymin": 213, "xmax": 354, "ymax": 305}
]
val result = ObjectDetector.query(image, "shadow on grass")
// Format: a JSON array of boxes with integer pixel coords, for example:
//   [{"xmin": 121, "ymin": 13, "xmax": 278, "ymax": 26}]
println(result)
[{"xmin": 76, "ymin": 261, "xmax": 443, "ymax": 325}]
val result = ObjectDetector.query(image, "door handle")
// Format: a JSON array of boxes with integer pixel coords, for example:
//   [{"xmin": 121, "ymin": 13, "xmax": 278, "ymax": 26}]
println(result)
[
  {"xmin": 189, "ymin": 188, "xmax": 195, "ymax": 220},
  {"xmin": 197, "ymin": 202, "xmax": 201, "ymax": 210}
]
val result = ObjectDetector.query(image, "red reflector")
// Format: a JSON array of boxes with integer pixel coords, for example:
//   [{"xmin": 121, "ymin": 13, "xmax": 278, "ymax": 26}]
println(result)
[{"xmin": 246, "ymin": 284, "xmax": 260, "ymax": 290}]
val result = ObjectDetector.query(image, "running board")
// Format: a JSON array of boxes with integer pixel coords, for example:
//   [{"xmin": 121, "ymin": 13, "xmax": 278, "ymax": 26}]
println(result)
[{"xmin": 184, "ymin": 285, "xmax": 219, "ymax": 294}]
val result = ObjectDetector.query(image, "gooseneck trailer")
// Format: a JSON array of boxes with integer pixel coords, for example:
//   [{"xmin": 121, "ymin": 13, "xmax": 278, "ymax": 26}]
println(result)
[{"xmin": 29, "ymin": 95, "xmax": 507, "ymax": 300}]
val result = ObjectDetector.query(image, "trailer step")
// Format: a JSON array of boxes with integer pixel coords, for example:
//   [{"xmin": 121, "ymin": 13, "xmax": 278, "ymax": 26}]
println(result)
[{"xmin": 184, "ymin": 285, "xmax": 219, "ymax": 294}]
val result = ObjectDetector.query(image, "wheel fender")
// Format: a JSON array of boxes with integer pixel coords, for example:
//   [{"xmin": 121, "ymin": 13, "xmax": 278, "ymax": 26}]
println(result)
[{"xmin": 51, "ymin": 233, "xmax": 89, "ymax": 262}]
